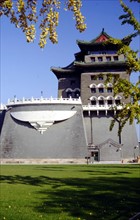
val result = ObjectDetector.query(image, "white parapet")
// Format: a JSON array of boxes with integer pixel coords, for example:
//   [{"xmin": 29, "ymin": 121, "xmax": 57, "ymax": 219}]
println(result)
[
  {"xmin": 0, "ymin": 103, "xmax": 7, "ymax": 110},
  {"xmin": 7, "ymin": 96, "xmax": 82, "ymax": 106}
]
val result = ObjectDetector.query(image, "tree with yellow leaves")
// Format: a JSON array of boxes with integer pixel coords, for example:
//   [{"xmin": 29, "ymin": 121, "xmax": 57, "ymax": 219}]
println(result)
[{"xmin": 0, "ymin": 0, "xmax": 86, "ymax": 48}]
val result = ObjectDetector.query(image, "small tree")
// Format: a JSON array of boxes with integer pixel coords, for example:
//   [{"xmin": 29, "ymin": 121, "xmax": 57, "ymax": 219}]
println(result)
[{"xmin": 107, "ymin": 0, "xmax": 140, "ymax": 135}]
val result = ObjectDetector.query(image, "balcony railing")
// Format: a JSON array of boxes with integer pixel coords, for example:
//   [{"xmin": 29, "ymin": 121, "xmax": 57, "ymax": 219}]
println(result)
[{"xmin": 82, "ymin": 104, "xmax": 123, "ymax": 111}]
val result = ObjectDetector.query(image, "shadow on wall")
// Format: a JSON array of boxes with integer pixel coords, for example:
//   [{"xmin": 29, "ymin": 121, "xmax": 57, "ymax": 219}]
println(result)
[{"xmin": 0, "ymin": 110, "xmax": 6, "ymax": 134}]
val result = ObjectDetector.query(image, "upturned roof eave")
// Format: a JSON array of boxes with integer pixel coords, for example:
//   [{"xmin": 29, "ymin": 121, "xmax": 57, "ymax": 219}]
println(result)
[
  {"xmin": 76, "ymin": 30, "xmax": 132, "ymax": 49},
  {"xmin": 51, "ymin": 61, "xmax": 76, "ymax": 73},
  {"xmin": 51, "ymin": 67, "xmax": 75, "ymax": 73},
  {"xmin": 74, "ymin": 61, "xmax": 127, "ymax": 67},
  {"xmin": 76, "ymin": 29, "xmax": 112, "ymax": 46}
]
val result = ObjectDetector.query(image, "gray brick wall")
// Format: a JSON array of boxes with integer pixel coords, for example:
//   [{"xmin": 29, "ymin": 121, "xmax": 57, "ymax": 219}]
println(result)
[
  {"xmin": 0, "ymin": 103, "xmax": 88, "ymax": 159},
  {"xmin": 83, "ymin": 115, "xmax": 138, "ymax": 160}
]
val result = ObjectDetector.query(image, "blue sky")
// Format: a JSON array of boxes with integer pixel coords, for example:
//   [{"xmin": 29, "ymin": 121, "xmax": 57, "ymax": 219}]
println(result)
[{"xmin": 0, "ymin": 0, "xmax": 139, "ymax": 137}]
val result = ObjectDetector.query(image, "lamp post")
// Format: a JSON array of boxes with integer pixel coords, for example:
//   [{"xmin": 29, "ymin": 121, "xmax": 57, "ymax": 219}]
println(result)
[
  {"xmin": 134, "ymin": 145, "xmax": 139, "ymax": 159},
  {"xmin": 116, "ymin": 147, "xmax": 123, "ymax": 163}
]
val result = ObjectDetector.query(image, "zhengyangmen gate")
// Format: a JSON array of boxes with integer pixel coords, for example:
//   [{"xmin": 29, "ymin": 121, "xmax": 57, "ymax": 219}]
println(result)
[{"xmin": 0, "ymin": 30, "xmax": 139, "ymax": 163}]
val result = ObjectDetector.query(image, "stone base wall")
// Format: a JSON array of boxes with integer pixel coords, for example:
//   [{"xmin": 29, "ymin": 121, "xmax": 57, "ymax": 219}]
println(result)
[
  {"xmin": 0, "ymin": 158, "xmax": 87, "ymax": 164},
  {"xmin": 0, "ymin": 103, "xmax": 139, "ymax": 161},
  {"xmin": 0, "ymin": 103, "xmax": 88, "ymax": 159}
]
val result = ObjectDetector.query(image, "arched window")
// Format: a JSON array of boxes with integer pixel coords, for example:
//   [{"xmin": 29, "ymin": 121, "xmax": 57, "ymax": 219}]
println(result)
[
  {"xmin": 89, "ymin": 84, "xmax": 97, "ymax": 93},
  {"xmin": 66, "ymin": 88, "xmax": 73, "ymax": 98},
  {"xmin": 106, "ymin": 96, "xmax": 114, "ymax": 105},
  {"xmin": 98, "ymin": 96, "xmax": 105, "ymax": 106},
  {"xmin": 115, "ymin": 95, "xmax": 122, "ymax": 105},
  {"xmin": 90, "ymin": 96, "xmax": 97, "ymax": 106},
  {"xmin": 98, "ymin": 83, "xmax": 105, "ymax": 93},
  {"xmin": 107, "ymin": 83, "xmax": 113, "ymax": 93},
  {"xmin": 89, "ymin": 83, "xmax": 97, "ymax": 88},
  {"xmin": 73, "ymin": 88, "xmax": 80, "ymax": 98}
]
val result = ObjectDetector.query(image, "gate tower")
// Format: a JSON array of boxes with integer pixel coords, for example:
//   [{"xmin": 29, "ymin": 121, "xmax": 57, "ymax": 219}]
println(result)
[{"xmin": 52, "ymin": 29, "xmax": 138, "ymax": 162}]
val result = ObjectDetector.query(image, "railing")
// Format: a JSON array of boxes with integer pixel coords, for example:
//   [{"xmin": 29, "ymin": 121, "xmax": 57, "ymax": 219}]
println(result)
[
  {"xmin": 7, "ymin": 96, "xmax": 82, "ymax": 106},
  {"xmin": 82, "ymin": 104, "xmax": 123, "ymax": 110}
]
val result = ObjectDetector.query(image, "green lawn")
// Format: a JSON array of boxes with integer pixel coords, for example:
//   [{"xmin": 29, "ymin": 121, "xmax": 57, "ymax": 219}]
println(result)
[{"xmin": 0, "ymin": 164, "xmax": 140, "ymax": 220}]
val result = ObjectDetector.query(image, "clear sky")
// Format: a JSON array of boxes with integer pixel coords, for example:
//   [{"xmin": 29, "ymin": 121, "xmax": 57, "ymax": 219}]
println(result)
[{"xmin": 0, "ymin": 0, "xmax": 140, "ymax": 138}]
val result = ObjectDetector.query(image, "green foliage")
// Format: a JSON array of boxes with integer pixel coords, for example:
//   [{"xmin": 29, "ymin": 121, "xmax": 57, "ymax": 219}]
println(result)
[
  {"xmin": 108, "ymin": 75, "xmax": 140, "ymax": 135},
  {"xmin": 106, "ymin": 37, "xmax": 140, "ymax": 74},
  {"xmin": 106, "ymin": 0, "xmax": 140, "ymax": 134},
  {"xmin": 119, "ymin": 0, "xmax": 140, "ymax": 31}
]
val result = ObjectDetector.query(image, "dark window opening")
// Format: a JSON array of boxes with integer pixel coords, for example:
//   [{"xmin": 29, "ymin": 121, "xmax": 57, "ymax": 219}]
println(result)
[
  {"xmin": 115, "ymin": 100, "xmax": 121, "ymax": 105},
  {"xmin": 107, "ymin": 88, "xmax": 112, "ymax": 93},
  {"xmin": 99, "ymin": 100, "xmax": 104, "ymax": 105},
  {"xmin": 67, "ymin": 92, "xmax": 72, "ymax": 98},
  {"xmin": 106, "ymin": 56, "xmax": 111, "ymax": 61},
  {"xmin": 107, "ymin": 100, "xmax": 113, "ymax": 105},
  {"xmin": 91, "ymin": 100, "xmax": 96, "ymax": 105},
  {"xmin": 91, "ymin": 57, "xmax": 95, "ymax": 62},
  {"xmin": 98, "ymin": 57, "xmax": 103, "ymax": 62},
  {"xmin": 75, "ymin": 92, "xmax": 80, "ymax": 98},
  {"xmin": 91, "ymin": 75, "xmax": 96, "ymax": 80},
  {"xmin": 91, "ymin": 88, "xmax": 96, "ymax": 93},
  {"xmin": 99, "ymin": 111, "xmax": 106, "ymax": 116},
  {"xmin": 99, "ymin": 76, "xmax": 103, "ymax": 80},
  {"xmin": 99, "ymin": 88, "xmax": 104, "ymax": 93},
  {"xmin": 113, "ymin": 56, "xmax": 118, "ymax": 61}
]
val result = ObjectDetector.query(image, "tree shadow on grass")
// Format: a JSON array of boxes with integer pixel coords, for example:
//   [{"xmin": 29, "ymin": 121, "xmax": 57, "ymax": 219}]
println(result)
[
  {"xmin": 1, "ymin": 174, "xmax": 139, "ymax": 219},
  {"xmin": 0, "ymin": 166, "xmax": 140, "ymax": 220},
  {"xmin": 35, "ymin": 177, "xmax": 140, "ymax": 220}
]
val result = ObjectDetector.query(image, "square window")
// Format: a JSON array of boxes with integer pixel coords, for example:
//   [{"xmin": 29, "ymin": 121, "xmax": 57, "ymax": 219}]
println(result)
[
  {"xmin": 91, "ymin": 75, "xmax": 96, "ymax": 80},
  {"xmin": 106, "ymin": 56, "xmax": 111, "ymax": 61},
  {"xmin": 98, "ymin": 57, "xmax": 103, "ymax": 62},
  {"xmin": 99, "ymin": 76, "xmax": 103, "ymax": 80},
  {"xmin": 113, "ymin": 56, "xmax": 118, "ymax": 61},
  {"xmin": 91, "ymin": 57, "xmax": 95, "ymax": 62}
]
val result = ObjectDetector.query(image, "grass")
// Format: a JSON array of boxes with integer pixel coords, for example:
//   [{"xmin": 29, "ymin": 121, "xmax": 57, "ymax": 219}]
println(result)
[{"xmin": 0, "ymin": 164, "xmax": 140, "ymax": 220}]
